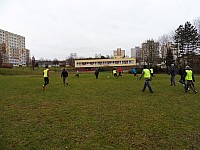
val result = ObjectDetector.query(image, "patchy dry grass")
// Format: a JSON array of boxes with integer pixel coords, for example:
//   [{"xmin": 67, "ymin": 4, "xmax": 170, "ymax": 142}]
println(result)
[{"xmin": 1, "ymin": 72, "xmax": 200, "ymax": 149}]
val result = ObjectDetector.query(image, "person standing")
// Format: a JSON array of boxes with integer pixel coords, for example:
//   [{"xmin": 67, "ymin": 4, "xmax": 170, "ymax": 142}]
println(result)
[
  {"xmin": 178, "ymin": 65, "xmax": 185, "ymax": 86},
  {"xmin": 139, "ymin": 65, "xmax": 153, "ymax": 93},
  {"xmin": 95, "ymin": 69, "xmax": 99, "ymax": 79},
  {"xmin": 183, "ymin": 66, "xmax": 197, "ymax": 94},
  {"xmin": 43, "ymin": 65, "xmax": 49, "ymax": 90},
  {"xmin": 168, "ymin": 64, "xmax": 176, "ymax": 86},
  {"xmin": 61, "ymin": 68, "xmax": 69, "ymax": 86}
]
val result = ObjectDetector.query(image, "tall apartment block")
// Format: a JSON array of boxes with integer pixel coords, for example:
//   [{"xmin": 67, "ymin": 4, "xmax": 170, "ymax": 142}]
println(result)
[
  {"xmin": 0, "ymin": 29, "xmax": 29, "ymax": 66},
  {"xmin": 131, "ymin": 46, "xmax": 142, "ymax": 64},
  {"xmin": 131, "ymin": 46, "xmax": 142, "ymax": 58},
  {"xmin": 141, "ymin": 40, "xmax": 160, "ymax": 65},
  {"xmin": 113, "ymin": 48, "xmax": 125, "ymax": 58}
]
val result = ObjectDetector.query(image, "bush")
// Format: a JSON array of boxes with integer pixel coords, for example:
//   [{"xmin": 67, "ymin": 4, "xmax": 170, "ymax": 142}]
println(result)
[{"xmin": 1, "ymin": 63, "xmax": 13, "ymax": 69}]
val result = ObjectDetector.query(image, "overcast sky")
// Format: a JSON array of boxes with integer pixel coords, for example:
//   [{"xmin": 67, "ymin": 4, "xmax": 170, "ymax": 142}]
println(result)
[{"xmin": 0, "ymin": 0, "xmax": 200, "ymax": 60}]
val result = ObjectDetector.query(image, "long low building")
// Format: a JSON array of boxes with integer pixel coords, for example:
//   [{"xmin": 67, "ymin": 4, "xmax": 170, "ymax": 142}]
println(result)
[{"xmin": 75, "ymin": 57, "xmax": 136, "ymax": 68}]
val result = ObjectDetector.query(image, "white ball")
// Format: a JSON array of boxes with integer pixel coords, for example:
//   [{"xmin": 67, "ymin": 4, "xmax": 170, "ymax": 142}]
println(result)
[{"xmin": 107, "ymin": 76, "xmax": 109, "ymax": 78}]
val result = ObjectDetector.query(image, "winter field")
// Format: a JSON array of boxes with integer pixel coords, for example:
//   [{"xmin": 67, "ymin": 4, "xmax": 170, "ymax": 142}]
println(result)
[{"xmin": 1, "ymin": 68, "xmax": 200, "ymax": 149}]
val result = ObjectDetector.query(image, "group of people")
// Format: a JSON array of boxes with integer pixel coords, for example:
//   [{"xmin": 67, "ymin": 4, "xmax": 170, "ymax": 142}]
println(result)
[
  {"xmin": 169, "ymin": 64, "xmax": 197, "ymax": 94},
  {"xmin": 42, "ymin": 65, "xmax": 198, "ymax": 94},
  {"xmin": 42, "ymin": 66, "xmax": 70, "ymax": 90},
  {"xmin": 184, "ymin": 66, "xmax": 197, "ymax": 94},
  {"xmin": 112, "ymin": 67, "xmax": 123, "ymax": 78},
  {"xmin": 140, "ymin": 64, "xmax": 197, "ymax": 94}
]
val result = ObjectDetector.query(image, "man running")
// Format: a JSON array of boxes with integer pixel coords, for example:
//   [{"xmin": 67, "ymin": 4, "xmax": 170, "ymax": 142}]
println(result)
[
  {"xmin": 43, "ymin": 65, "xmax": 49, "ymax": 90},
  {"xmin": 140, "ymin": 65, "xmax": 153, "ymax": 93}
]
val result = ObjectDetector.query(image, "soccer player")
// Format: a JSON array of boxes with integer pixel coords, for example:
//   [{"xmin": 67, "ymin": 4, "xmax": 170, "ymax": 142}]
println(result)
[
  {"xmin": 140, "ymin": 65, "xmax": 153, "ymax": 93},
  {"xmin": 112, "ymin": 68, "xmax": 117, "ymax": 77},
  {"xmin": 43, "ymin": 65, "xmax": 49, "ymax": 90},
  {"xmin": 95, "ymin": 69, "xmax": 99, "ymax": 79},
  {"xmin": 61, "ymin": 68, "xmax": 69, "ymax": 85},
  {"xmin": 117, "ymin": 67, "xmax": 123, "ymax": 77},
  {"xmin": 75, "ymin": 70, "xmax": 79, "ymax": 77},
  {"xmin": 183, "ymin": 65, "xmax": 197, "ymax": 94},
  {"xmin": 131, "ymin": 68, "xmax": 138, "ymax": 80},
  {"xmin": 168, "ymin": 64, "xmax": 176, "ymax": 86}
]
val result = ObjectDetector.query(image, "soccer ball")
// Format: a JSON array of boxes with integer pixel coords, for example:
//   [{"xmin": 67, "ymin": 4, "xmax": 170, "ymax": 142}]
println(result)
[{"xmin": 107, "ymin": 76, "xmax": 109, "ymax": 78}]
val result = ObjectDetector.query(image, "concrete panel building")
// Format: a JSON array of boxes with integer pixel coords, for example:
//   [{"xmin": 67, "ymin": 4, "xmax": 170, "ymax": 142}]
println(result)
[
  {"xmin": 113, "ymin": 48, "xmax": 125, "ymax": 58},
  {"xmin": 0, "ymin": 29, "xmax": 28, "ymax": 66},
  {"xmin": 141, "ymin": 40, "xmax": 160, "ymax": 66}
]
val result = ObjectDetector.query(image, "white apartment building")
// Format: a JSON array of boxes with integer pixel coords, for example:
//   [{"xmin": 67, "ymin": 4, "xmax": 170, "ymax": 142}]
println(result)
[
  {"xmin": 0, "ymin": 29, "xmax": 27, "ymax": 66},
  {"xmin": 131, "ymin": 46, "xmax": 141, "ymax": 58}
]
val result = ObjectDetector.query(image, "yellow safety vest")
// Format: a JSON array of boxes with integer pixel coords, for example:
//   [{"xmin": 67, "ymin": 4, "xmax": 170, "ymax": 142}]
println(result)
[
  {"xmin": 143, "ymin": 69, "xmax": 150, "ymax": 78},
  {"xmin": 113, "ymin": 70, "xmax": 117, "ymax": 74},
  {"xmin": 185, "ymin": 70, "xmax": 192, "ymax": 80},
  {"xmin": 43, "ymin": 69, "xmax": 49, "ymax": 77},
  {"xmin": 150, "ymin": 68, "xmax": 153, "ymax": 73}
]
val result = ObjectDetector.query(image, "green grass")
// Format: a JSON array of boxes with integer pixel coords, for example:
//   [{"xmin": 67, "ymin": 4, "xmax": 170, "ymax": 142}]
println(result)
[{"xmin": 1, "ymin": 71, "xmax": 200, "ymax": 149}]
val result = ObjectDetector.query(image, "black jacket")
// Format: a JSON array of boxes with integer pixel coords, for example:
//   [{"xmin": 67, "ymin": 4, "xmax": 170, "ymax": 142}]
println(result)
[{"xmin": 61, "ymin": 70, "xmax": 68, "ymax": 77}]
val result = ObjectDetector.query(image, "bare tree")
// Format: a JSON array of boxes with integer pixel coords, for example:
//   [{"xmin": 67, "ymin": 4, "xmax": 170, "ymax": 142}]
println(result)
[
  {"xmin": 53, "ymin": 58, "xmax": 59, "ymax": 67},
  {"xmin": 67, "ymin": 53, "xmax": 78, "ymax": 67},
  {"xmin": 158, "ymin": 33, "xmax": 172, "ymax": 63},
  {"xmin": 193, "ymin": 17, "xmax": 200, "ymax": 54},
  {"xmin": 193, "ymin": 17, "xmax": 200, "ymax": 34}
]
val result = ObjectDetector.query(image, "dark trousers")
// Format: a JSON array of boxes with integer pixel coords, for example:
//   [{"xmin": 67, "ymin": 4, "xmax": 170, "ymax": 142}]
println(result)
[
  {"xmin": 118, "ymin": 72, "xmax": 122, "ymax": 77},
  {"xmin": 185, "ymin": 80, "xmax": 197, "ymax": 93},
  {"xmin": 62, "ymin": 77, "xmax": 68, "ymax": 84},
  {"xmin": 44, "ymin": 77, "xmax": 49, "ymax": 86},
  {"xmin": 142, "ymin": 79, "xmax": 153, "ymax": 93},
  {"xmin": 171, "ymin": 75, "xmax": 176, "ymax": 86}
]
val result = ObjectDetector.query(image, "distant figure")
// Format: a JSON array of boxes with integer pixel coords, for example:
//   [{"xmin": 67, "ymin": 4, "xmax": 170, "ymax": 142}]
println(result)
[
  {"xmin": 150, "ymin": 68, "xmax": 154, "ymax": 77},
  {"xmin": 117, "ymin": 67, "xmax": 123, "ymax": 77},
  {"xmin": 43, "ymin": 65, "xmax": 49, "ymax": 90},
  {"xmin": 168, "ymin": 64, "xmax": 176, "ymax": 86},
  {"xmin": 112, "ymin": 68, "xmax": 117, "ymax": 77},
  {"xmin": 95, "ymin": 69, "xmax": 99, "ymax": 79},
  {"xmin": 178, "ymin": 65, "xmax": 185, "ymax": 85},
  {"xmin": 61, "ymin": 68, "xmax": 69, "ymax": 86},
  {"xmin": 139, "ymin": 65, "xmax": 153, "ymax": 93},
  {"xmin": 183, "ymin": 65, "xmax": 197, "ymax": 94},
  {"xmin": 75, "ymin": 70, "xmax": 79, "ymax": 77},
  {"xmin": 131, "ymin": 68, "xmax": 138, "ymax": 79}
]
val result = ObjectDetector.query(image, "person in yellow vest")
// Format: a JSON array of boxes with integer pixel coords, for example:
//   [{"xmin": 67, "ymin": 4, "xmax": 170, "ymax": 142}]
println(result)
[
  {"xmin": 183, "ymin": 65, "xmax": 197, "ymax": 94},
  {"xmin": 139, "ymin": 65, "xmax": 153, "ymax": 93},
  {"xmin": 150, "ymin": 68, "xmax": 154, "ymax": 77},
  {"xmin": 112, "ymin": 68, "xmax": 117, "ymax": 77},
  {"xmin": 43, "ymin": 65, "xmax": 49, "ymax": 90}
]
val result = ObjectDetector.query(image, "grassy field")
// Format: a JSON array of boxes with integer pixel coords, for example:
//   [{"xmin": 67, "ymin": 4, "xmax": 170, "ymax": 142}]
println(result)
[{"xmin": 1, "ymin": 70, "xmax": 200, "ymax": 149}]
